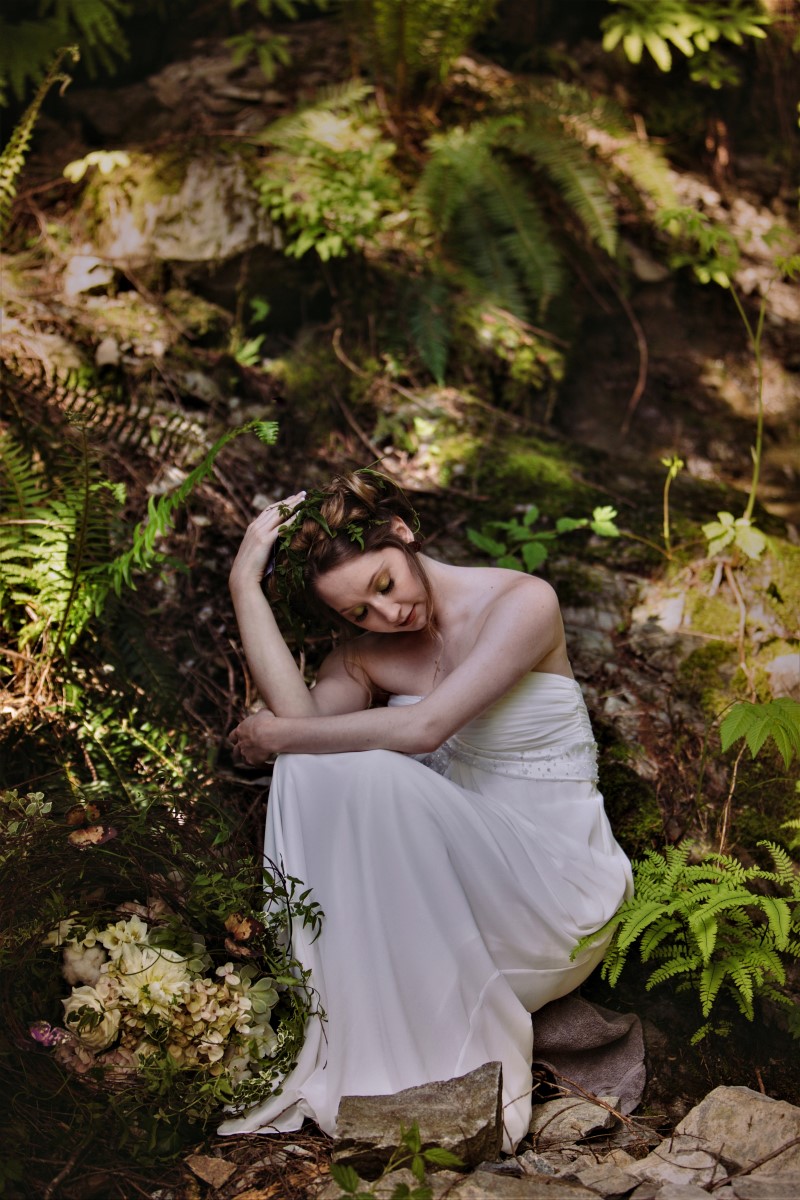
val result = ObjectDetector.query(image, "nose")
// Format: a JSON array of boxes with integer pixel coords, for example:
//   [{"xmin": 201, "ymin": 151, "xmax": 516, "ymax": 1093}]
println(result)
[{"xmin": 371, "ymin": 596, "xmax": 403, "ymax": 624}]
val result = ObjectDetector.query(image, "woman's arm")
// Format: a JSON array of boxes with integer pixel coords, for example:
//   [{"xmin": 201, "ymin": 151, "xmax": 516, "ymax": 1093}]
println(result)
[
  {"xmin": 229, "ymin": 496, "xmax": 371, "ymax": 719},
  {"xmin": 230, "ymin": 576, "xmax": 563, "ymax": 761}
]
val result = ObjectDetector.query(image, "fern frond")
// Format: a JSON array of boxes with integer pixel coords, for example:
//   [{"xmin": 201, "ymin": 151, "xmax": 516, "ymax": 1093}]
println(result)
[
  {"xmin": 687, "ymin": 911, "xmax": 718, "ymax": 963},
  {"xmin": 614, "ymin": 899, "xmax": 673, "ymax": 951},
  {"xmin": 749, "ymin": 896, "xmax": 792, "ymax": 950},
  {"xmin": 405, "ymin": 274, "xmax": 451, "ymax": 384},
  {"xmin": 646, "ymin": 953, "xmax": 701, "ymax": 988},
  {"xmin": 639, "ymin": 916, "xmax": 682, "ymax": 960},
  {"xmin": 107, "ymin": 421, "xmax": 278, "ymax": 595},
  {"xmin": 0, "ymin": 46, "xmax": 78, "ymax": 236},
  {"xmin": 759, "ymin": 840, "xmax": 800, "ymax": 888},
  {"xmin": 499, "ymin": 120, "xmax": 618, "ymax": 256}
]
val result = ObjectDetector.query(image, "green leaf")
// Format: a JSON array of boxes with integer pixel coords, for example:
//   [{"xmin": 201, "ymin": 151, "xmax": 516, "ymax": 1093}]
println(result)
[
  {"xmin": 423, "ymin": 1147, "xmax": 465, "ymax": 1167},
  {"xmin": 497, "ymin": 554, "xmax": 524, "ymax": 571},
  {"xmin": 644, "ymin": 32, "xmax": 672, "ymax": 71},
  {"xmin": 555, "ymin": 516, "xmax": 588, "ymax": 533},
  {"xmin": 330, "ymin": 1164, "xmax": 361, "ymax": 1193},
  {"xmin": 590, "ymin": 506, "xmax": 620, "ymax": 537},
  {"xmin": 466, "ymin": 529, "xmax": 507, "ymax": 557},
  {"xmin": 522, "ymin": 540, "xmax": 549, "ymax": 571},
  {"xmin": 733, "ymin": 521, "xmax": 766, "ymax": 560},
  {"xmin": 522, "ymin": 505, "xmax": 540, "ymax": 527}
]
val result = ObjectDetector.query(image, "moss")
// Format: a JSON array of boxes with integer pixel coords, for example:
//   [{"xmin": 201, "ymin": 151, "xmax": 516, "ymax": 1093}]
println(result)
[
  {"xmin": 598, "ymin": 757, "xmax": 664, "ymax": 857},
  {"xmin": 725, "ymin": 747, "xmax": 800, "ymax": 851},
  {"xmin": 764, "ymin": 537, "xmax": 800, "ymax": 637},
  {"xmin": 685, "ymin": 592, "xmax": 740, "ymax": 640},
  {"xmin": 163, "ymin": 289, "xmax": 232, "ymax": 344},
  {"xmin": 454, "ymin": 434, "xmax": 597, "ymax": 515},
  {"xmin": 677, "ymin": 640, "xmax": 738, "ymax": 717}
]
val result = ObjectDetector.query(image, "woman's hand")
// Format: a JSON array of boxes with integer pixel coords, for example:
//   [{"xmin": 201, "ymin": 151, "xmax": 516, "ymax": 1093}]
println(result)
[
  {"xmin": 229, "ymin": 491, "xmax": 306, "ymax": 588},
  {"xmin": 229, "ymin": 709, "xmax": 283, "ymax": 765}
]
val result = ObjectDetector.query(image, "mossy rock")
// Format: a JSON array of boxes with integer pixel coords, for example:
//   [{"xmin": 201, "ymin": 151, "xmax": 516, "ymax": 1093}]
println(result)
[
  {"xmin": 677, "ymin": 640, "xmax": 739, "ymax": 717},
  {"xmin": 723, "ymin": 746, "xmax": 800, "ymax": 851},
  {"xmin": 598, "ymin": 755, "xmax": 664, "ymax": 857}
]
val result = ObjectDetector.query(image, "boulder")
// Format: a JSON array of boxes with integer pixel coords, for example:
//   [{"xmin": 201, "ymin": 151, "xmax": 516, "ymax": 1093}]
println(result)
[
  {"xmin": 332, "ymin": 1061, "xmax": 503, "ymax": 1179},
  {"xmin": 625, "ymin": 1133, "xmax": 721, "ymax": 1188},
  {"xmin": 85, "ymin": 153, "xmax": 278, "ymax": 266},
  {"xmin": 676, "ymin": 1086, "xmax": 800, "ymax": 1176},
  {"xmin": 529, "ymin": 1096, "xmax": 618, "ymax": 1148}
]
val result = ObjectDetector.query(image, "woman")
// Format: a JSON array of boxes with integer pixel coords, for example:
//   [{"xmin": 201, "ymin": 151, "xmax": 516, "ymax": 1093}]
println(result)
[{"xmin": 221, "ymin": 470, "xmax": 632, "ymax": 1151}]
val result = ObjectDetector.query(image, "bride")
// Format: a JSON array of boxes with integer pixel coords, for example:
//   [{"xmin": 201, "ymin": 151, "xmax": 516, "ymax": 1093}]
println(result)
[{"xmin": 221, "ymin": 469, "xmax": 632, "ymax": 1151}]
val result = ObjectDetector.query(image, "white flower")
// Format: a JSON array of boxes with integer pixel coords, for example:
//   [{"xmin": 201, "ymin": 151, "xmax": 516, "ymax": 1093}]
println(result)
[
  {"xmin": 113, "ymin": 944, "xmax": 191, "ymax": 1016},
  {"xmin": 97, "ymin": 916, "xmax": 149, "ymax": 958},
  {"xmin": 43, "ymin": 918, "xmax": 76, "ymax": 948},
  {"xmin": 62, "ymin": 985, "xmax": 121, "ymax": 1050},
  {"xmin": 62, "ymin": 944, "xmax": 108, "ymax": 987}
]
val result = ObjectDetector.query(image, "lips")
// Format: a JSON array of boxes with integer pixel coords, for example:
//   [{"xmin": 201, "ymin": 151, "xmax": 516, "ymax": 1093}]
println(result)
[{"xmin": 398, "ymin": 605, "xmax": 416, "ymax": 628}]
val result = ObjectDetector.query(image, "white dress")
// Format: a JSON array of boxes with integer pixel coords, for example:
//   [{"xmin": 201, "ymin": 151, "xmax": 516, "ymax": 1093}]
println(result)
[{"xmin": 218, "ymin": 671, "xmax": 632, "ymax": 1151}]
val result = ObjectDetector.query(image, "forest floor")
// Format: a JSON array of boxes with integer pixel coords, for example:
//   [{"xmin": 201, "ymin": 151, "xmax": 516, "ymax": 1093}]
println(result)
[{"xmin": 2, "ymin": 19, "xmax": 800, "ymax": 1199}]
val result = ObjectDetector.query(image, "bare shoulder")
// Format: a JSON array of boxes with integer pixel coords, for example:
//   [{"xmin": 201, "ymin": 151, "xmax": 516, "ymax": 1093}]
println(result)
[{"xmin": 466, "ymin": 564, "xmax": 561, "ymax": 616}]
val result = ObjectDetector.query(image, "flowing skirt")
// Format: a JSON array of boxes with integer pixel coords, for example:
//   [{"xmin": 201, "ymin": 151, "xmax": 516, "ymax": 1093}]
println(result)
[{"xmin": 218, "ymin": 745, "xmax": 631, "ymax": 1151}]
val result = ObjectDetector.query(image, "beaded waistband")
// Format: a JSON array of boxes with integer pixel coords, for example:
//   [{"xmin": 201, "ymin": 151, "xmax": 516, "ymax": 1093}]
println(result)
[{"xmin": 448, "ymin": 738, "xmax": 598, "ymax": 783}]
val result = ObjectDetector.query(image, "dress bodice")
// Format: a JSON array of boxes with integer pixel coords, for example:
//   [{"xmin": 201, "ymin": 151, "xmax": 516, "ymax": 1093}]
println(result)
[{"xmin": 389, "ymin": 672, "xmax": 598, "ymax": 783}]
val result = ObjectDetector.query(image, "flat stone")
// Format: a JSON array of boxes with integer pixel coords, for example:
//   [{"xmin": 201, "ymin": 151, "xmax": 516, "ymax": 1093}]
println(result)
[
  {"xmin": 185, "ymin": 1154, "xmax": 236, "ymax": 1188},
  {"xmin": 574, "ymin": 1161, "xmax": 640, "ymax": 1196},
  {"xmin": 333, "ymin": 1061, "xmax": 503, "ymax": 1179},
  {"xmin": 676, "ymin": 1087, "xmax": 800, "ymax": 1176},
  {"xmin": 626, "ymin": 1134, "xmax": 720, "ymax": 1188},
  {"xmin": 731, "ymin": 1174, "xmax": 800, "ymax": 1198},
  {"xmin": 530, "ymin": 1096, "xmax": 618, "ymax": 1149},
  {"xmin": 456, "ymin": 1173, "xmax": 599, "ymax": 1198}
]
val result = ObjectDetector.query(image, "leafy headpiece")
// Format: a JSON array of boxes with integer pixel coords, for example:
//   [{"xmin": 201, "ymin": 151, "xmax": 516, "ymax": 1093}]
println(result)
[{"xmin": 265, "ymin": 468, "xmax": 420, "ymax": 643}]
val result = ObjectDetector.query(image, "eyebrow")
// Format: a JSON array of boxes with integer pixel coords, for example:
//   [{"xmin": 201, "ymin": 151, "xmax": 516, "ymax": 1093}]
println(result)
[{"xmin": 339, "ymin": 563, "xmax": 385, "ymax": 616}]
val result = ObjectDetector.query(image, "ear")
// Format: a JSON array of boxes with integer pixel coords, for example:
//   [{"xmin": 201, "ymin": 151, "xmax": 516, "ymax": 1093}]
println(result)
[{"xmin": 389, "ymin": 515, "xmax": 415, "ymax": 543}]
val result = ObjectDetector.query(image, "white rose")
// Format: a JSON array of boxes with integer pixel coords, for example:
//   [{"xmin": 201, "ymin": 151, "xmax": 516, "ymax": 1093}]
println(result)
[
  {"xmin": 62, "ymin": 985, "xmax": 121, "ymax": 1050},
  {"xmin": 62, "ymin": 944, "xmax": 108, "ymax": 987}
]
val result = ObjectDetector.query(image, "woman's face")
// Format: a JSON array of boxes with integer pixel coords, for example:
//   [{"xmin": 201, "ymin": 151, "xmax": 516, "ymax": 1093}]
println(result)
[{"xmin": 314, "ymin": 545, "xmax": 429, "ymax": 633}]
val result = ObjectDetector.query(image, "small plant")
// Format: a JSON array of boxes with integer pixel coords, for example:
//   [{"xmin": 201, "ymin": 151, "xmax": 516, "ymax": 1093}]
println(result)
[
  {"xmin": 256, "ymin": 83, "xmax": 401, "ymax": 261},
  {"xmin": 720, "ymin": 698, "xmax": 800, "ymax": 770},
  {"xmin": 467, "ymin": 504, "xmax": 620, "ymax": 573},
  {"xmin": 660, "ymin": 455, "xmax": 684, "ymax": 559},
  {"xmin": 578, "ymin": 840, "xmax": 800, "ymax": 1043},
  {"xmin": 330, "ymin": 1121, "xmax": 464, "ymax": 1199}
]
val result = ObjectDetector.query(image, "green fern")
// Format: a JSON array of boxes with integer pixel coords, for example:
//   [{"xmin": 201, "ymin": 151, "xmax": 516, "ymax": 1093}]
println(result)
[
  {"xmin": 0, "ymin": 420, "xmax": 277, "ymax": 661},
  {"xmin": 578, "ymin": 841, "xmax": 800, "ymax": 1040},
  {"xmin": 0, "ymin": 0, "xmax": 130, "ymax": 104},
  {"xmin": 354, "ymin": 0, "xmax": 499, "ymax": 97},
  {"xmin": 0, "ymin": 46, "xmax": 78, "ymax": 237}
]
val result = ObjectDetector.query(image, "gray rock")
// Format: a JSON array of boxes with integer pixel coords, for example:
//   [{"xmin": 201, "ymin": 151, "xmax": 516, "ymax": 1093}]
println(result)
[
  {"xmin": 655, "ymin": 1186, "xmax": 719, "ymax": 1200},
  {"xmin": 457, "ymin": 1173, "xmax": 599, "ymax": 1198},
  {"xmin": 91, "ymin": 155, "xmax": 278, "ymax": 265},
  {"xmin": 333, "ymin": 1061, "xmax": 502, "ymax": 1179},
  {"xmin": 731, "ymin": 1174, "xmax": 800, "ymax": 1198},
  {"xmin": 529, "ymin": 1096, "xmax": 618, "ymax": 1148},
  {"xmin": 676, "ymin": 1086, "xmax": 800, "ymax": 1176},
  {"xmin": 767, "ymin": 652, "xmax": 800, "ymax": 700},
  {"xmin": 626, "ymin": 1134, "xmax": 721, "ymax": 1188},
  {"xmin": 520, "ymin": 1149, "xmax": 559, "ymax": 1176},
  {"xmin": 574, "ymin": 1160, "xmax": 641, "ymax": 1196}
]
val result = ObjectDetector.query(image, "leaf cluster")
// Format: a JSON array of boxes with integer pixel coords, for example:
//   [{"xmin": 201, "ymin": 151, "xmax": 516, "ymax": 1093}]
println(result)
[
  {"xmin": 602, "ymin": 0, "xmax": 769, "ymax": 75},
  {"xmin": 467, "ymin": 504, "xmax": 620, "ymax": 573}
]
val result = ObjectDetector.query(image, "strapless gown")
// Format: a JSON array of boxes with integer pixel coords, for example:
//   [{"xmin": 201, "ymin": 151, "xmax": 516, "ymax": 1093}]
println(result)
[{"xmin": 218, "ymin": 672, "xmax": 632, "ymax": 1151}]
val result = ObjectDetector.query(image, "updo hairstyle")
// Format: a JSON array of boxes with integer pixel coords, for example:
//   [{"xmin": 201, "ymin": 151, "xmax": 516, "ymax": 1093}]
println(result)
[{"xmin": 274, "ymin": 471, "xmax": 433, "ymax": 629}]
